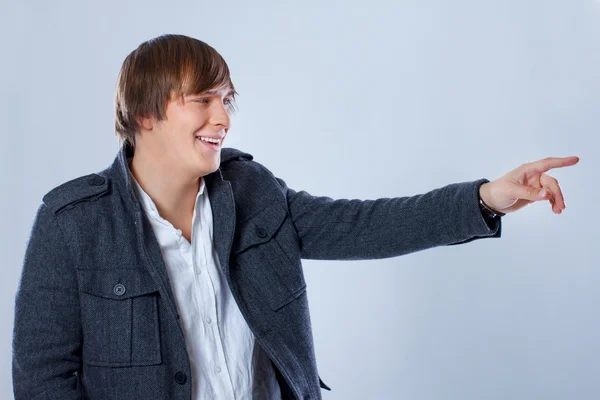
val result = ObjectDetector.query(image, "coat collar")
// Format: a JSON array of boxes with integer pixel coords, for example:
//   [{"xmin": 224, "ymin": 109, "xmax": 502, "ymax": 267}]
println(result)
[
  {"xmin": 109, "ymin": 141, "xmax": 243, "ymax": 314},
  {"xmin": 112, "ymin": 140, "xmax": 252, "ymax": 214}
]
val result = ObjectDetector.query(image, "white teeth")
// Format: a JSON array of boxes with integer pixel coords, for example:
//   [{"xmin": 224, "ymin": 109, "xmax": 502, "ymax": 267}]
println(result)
[{"xmin": 198, "ymin": 136, "xmax": 220, "ymax": 144}]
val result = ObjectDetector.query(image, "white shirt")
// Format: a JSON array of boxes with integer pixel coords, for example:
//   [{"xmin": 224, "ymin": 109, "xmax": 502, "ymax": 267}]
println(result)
[{"xmin": 128, "ymin": 162, "xmax": 281, "ymax": 400}]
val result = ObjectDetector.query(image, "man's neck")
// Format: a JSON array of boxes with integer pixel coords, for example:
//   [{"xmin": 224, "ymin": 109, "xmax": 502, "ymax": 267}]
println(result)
[{"xmin": 129, "ymin": 145, "xmax": 200, "ymax": 226}]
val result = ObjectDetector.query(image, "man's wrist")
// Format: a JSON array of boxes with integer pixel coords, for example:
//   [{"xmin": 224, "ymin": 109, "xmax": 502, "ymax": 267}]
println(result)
[{"xmin": 478, "ymin": 182, "xmax": 505, "ymax": 219}]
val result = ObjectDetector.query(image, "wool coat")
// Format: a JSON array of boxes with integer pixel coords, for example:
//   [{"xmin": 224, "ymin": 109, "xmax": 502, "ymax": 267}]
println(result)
[{"xmin": 12, "ymin": 142, "xmax": 501, "ymax": 399}]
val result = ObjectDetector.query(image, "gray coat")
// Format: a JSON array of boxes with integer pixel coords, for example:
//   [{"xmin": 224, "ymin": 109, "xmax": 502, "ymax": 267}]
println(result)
[{"xmin": 12, "ymin": 142, "xmax": 501, "ymax": 399}]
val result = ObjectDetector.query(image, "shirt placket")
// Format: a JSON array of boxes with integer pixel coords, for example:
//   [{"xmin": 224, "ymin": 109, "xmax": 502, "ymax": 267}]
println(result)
[{"xmin": 192, "ymin": 194, "xmax": 236, "ymax": 399}]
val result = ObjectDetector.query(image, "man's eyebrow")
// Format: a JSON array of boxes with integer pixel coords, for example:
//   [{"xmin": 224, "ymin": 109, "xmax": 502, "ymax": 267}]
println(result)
[{"xmin": 203, "ymin": 88, "xmax": 236, "ymax": 97}]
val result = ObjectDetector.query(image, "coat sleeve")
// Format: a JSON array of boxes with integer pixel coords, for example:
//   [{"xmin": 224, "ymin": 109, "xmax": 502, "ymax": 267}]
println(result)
[
  {"xmin": 12, "ymin": 203, "xmax": 83, "ymax": 399},
  {"xmin": 274, "ymin": 176, "xmax": 502, "ymax": 261}
]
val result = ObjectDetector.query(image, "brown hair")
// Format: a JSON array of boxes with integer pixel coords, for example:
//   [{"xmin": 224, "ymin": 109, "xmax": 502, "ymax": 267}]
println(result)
[{"xmin": 114, "ymin": 34, "xmax": 238, "ymax": 148}]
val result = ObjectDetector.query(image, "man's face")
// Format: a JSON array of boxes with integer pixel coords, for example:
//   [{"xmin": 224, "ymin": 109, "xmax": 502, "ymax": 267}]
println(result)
[{"xmin": 139, "ymin": 85, "xmax": 235, "ymax": 178}]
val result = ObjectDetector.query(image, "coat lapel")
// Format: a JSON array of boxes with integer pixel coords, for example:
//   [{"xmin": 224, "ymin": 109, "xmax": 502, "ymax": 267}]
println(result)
[{"xmin": 204, "ymin": 168, "xmax": 237, "ymax": 280}]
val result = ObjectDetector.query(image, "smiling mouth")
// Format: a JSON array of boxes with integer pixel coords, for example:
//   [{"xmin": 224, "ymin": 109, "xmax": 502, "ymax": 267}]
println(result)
[{"xmin": 196, "ymin": 135, "xmax": 222, "ymax": 150}]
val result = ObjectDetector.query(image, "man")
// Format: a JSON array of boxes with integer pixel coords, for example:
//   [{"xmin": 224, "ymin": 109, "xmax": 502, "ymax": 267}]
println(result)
[{"xmin": 12, "ymin": 34, "xmax": 578, "ymax": 400}]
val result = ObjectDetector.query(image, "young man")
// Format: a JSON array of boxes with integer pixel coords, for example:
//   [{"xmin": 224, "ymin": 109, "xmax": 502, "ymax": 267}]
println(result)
[{"xmin": 12, "ymin": 34, "xmax": 577, "ymax": 400}]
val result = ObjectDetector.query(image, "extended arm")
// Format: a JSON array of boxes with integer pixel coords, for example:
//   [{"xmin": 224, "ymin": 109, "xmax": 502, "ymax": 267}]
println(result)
[{"xmin": 275, "ymin": 177, "xmax": 501, "ymax": 260}]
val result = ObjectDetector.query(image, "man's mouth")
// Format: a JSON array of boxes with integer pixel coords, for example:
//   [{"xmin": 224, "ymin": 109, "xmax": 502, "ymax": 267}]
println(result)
[{"xmin": 196, "ymin": 135, "xmax": 222, "ymax": 150}]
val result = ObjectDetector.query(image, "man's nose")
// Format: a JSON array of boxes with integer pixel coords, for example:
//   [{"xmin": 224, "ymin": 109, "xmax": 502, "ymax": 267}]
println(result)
[{"xmin": 210, "ymin": 101, "xmax": 231, "ymax": 129}]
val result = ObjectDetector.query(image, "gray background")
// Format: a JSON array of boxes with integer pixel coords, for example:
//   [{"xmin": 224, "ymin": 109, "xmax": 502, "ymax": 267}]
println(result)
[{"xmin": 2, "ymin": 1, "xmax": 598, "ymax": 399}]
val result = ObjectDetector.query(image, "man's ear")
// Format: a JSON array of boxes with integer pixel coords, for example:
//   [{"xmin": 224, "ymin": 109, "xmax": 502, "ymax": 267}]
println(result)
[{"xmin": 137, "ymin": 115, "xmax": 155, "ymax": 131}]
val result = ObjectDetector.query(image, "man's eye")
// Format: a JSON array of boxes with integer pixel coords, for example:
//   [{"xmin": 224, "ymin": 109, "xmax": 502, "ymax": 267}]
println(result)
[
  {"xmin": 196, "ymin": 98, "xmax": 233, "ymax": 105},
  {"xmin": 192, "ymin": 97, "xmax": 235, "ymax": 114}
]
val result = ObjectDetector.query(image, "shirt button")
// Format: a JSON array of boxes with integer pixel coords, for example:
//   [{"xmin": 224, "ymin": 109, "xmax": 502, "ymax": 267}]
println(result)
[
  {"xmin": 174, "ymin": 371, "xmax": 187, "ymax": 384},
  {"xmin": 175, "ymin": 229, "xmax": 182, "ymax": 237},
  {"xmin": 215, "ymin": 366, "xmax": 222, "ymax": 373},
  {"xmin": 205, "ymin": 317, "xmax": 212, "ymax": 324},
  {"xmin": 113, "ymin": 284, "xmax": 126, "ymax": 296}
]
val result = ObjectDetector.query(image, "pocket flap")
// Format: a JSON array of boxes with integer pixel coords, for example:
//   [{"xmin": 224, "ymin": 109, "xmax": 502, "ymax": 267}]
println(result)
[
  {"xmin": 79, "ymin": 268, "xmax": 160, "ymax": 300},
  {"xmin": 233, "ymin": 201, "xmax": 288, "ymax": 255}
]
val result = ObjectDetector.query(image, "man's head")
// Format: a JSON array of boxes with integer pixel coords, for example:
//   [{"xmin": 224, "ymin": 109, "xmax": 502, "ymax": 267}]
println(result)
[{"xmin": 115, "ymin": 34, "xmax": 238, "ymax": 177}]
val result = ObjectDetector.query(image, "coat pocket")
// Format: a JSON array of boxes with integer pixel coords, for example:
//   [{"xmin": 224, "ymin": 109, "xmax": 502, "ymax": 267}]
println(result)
[
  {"xmin": 233, "ymin": 201, "xmax": 307, "ymax": 312},
  {"xmin": 78, "ymin": 268, "xmax": 162, "ymax": 367}
]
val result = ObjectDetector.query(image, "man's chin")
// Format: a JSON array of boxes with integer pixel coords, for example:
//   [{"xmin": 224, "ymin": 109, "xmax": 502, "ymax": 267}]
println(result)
[{"xmin": 198, "ymin": 157, "xmax": 221, "ymax": 176}]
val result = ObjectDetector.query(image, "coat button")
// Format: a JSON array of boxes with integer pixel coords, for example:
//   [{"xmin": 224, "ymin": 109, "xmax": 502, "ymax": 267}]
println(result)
[
  {"xmin": 113, "ymin": 284, "xmax": 126, "ymax": 296},
  {"xmin": 174, "ymin": 371, "xmax": 187, "ymax": 385},
  {"xmin": 90, "ymin": 175, "xmax": 105, "ymax": 186},
  {"xmin": 256, "ymin": 227, "xmax": 267, "ymax": 238}
]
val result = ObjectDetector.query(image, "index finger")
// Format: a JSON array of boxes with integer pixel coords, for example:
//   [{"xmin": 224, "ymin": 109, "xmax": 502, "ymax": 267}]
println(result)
[{"xmin": 527, "ymin": 156, "xmax": 580, "ymax": 174}]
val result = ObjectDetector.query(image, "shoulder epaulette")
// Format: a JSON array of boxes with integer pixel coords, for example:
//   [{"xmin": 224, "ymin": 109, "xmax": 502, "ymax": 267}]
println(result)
[
  {"xmin": 42, "ymin": 173, "xmax": 109, "ymax": 215},
  {"xmin": 220, "ymin": 147, "xmax": 253, "ymax": 163}
]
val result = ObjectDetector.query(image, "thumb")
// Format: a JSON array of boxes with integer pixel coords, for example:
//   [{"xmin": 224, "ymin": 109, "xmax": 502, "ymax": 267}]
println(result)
[{"xmin": 512, "ymin": 183, "xmax": 550, "ymax": 202}]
